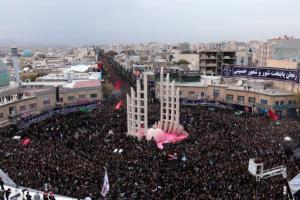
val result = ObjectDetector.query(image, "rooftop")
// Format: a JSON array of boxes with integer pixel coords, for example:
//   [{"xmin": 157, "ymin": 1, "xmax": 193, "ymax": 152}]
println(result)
[
  {"xmin": 226, "ymin": 85, "xmax": 294, "ymax": 96},
  {"xmin": 64, "ymin": 80, "xmax": 101, "ymax": 89},
  {"xmin": 170, "ymin": 81, "xmax": 294, "ymax": 96},
  {"xmin": 63, "ymin": 64, "xmax": 90, "ymax": 73},
  {"xmin": 37, "ymin": 72, "xmax": 100, "ymax": 81}
]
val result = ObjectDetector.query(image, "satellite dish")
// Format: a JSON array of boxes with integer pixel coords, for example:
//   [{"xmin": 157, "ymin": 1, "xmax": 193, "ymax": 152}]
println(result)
[{"xmin": 236, "ymin": 80, "xmax": 243, "ymax": 86}]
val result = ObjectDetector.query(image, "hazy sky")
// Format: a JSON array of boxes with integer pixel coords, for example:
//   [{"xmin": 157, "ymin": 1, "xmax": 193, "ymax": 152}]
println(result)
[{"xmin": 1, "ymin": 0, "xmax": 300, "ymax": 45}]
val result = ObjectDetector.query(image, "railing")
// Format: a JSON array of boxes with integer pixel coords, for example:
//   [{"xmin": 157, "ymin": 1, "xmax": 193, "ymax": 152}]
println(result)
[{"xmin": 272, "ymin": 104, "xmax": 297, "ymax": 109}]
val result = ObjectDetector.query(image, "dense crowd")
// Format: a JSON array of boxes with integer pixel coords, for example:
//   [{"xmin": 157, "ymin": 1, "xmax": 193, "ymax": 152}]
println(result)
[
  {"xmin": 1, "ymin": 103, "xmax": 300, "ymax": 199},
  {"xmin": 0, "ymin": 57, "xmax": 300, "ymax": 199}
]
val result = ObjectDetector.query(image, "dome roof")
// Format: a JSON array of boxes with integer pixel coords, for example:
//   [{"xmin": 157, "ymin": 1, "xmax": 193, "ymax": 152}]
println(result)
[
  {"xmin": 0, "ymin": 59, "xmax": 10, "ymax": 87},
  {"xmin": 22, "ymin": 49, "xmax": 33, "ymax": 57}
]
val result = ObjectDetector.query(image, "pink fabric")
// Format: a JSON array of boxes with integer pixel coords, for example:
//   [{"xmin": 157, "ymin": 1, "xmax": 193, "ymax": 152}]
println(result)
[
  {"xmin": 115, "ymin": 100, "xmax": 124, "ymax": 110},
  {"xmin": 22, "ymin": 138, "xmax": 31, "ymax": 146},
  {"xmin": 73, "ymin": 80, "xmax": 101, "ymax": 88},
  {"xmin": 137, "ymin": 127, "xmax": 145, "ymax": 137},
  {"xmin": 155, "ymin": 132, "xmax": 188, "ymax": 150}
]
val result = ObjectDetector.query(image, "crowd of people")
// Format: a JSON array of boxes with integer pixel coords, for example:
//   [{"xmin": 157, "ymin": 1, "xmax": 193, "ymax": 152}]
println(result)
[{"xmin": 0, "ymin": 57, "xmax": 300, "ymax": 199}]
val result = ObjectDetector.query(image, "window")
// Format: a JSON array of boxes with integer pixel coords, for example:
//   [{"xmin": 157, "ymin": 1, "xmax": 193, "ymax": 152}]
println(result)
[
  {"xmin": 226, "ymin": 94, "xmax": 233, "ymax": 103},
  {"xmin": 189, "ymin": 91, "xmax": 195, "ymax": 95},
  {"xmin": 201, "ymin": 92, "xmax": 205, "ymax": 97},
  {"xmin": 280, "ymin": 101, "xmax": 284, "ymax": 105},
  {"xmin": 294, "ymin": 100, "xmax": 297, "ymax": 105},
  {"xmin": 29, "ymin": 103, "xmax": 37, "ymax": 109},
  {"xmin": 0, "ymin": 113, "xmax": 3, "ymax": 119},
  {"xmin": 20, "ymin": 105, "xmax": 26, "ymax": 111},
  {"xmin": 43, "ymin": 100, "xmax": 50, "ymax": 105},
  {"xmin": 68, "ymin": 96, "xmax": 75, "ymax": 101},
  {"xmin": 213, "ymin": 90, "xmax": 220, "ymax": 98},
  {"xmin": 275, "ymin": 110, "xmax": 283, "ymax": 117},
  {"xmin": 260, "ymin": 99, "xmax": 268, "ymax": 105},
  {"xmin": 288, "ymin": 100, "xmax": 293, "ymax": 105},
  {"xmin": 90, "ymin": 94, "xmax": 97, "ymax": 98},
  {"xmin": 275, "ymin": 101, "xmax": 279, "ymax": 105},
  {"xmin": 9, "ymin": 106, "xmax": 14, "ymax": 115},
  {"xmin": 249, "ymin": 97, "xmax": 256, "ymax": 104},
  {"xmin": 79, "ymin": 95, "xmax": 86, "ymax": 99},
  {"xmin": 237, "ymin": 96, "xmax": 245, "ymax": 104}
]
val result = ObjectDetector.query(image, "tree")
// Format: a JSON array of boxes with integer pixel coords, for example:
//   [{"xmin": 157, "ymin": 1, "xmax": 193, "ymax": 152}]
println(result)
[
  {"xmin": 107, "ymin": 51, "xmax": 118, "ymax": 57},
  {"xmin": 175, "ymin": 59, "xmax": 190, "ymax": 65},
  {"xmin": 21, "ymin": 72, "xmax": 38, "ymax": 81},
  {"xmin": 102, "ymin": 82, "xmax": 114, "ymax": 99},
  {"xmin": 169, "ymin": 55, "xmax": 174, "ymax": 62}
]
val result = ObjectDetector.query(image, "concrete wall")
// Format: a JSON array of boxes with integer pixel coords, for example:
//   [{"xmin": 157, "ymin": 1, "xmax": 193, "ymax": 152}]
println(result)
[
  {"xmin": 273, "ymin": 81, "xmax": 300, "ymax": 94},
  {"xmin": 60, "ymin": 87, "xmax": 102, "ymax": 106},
  {"xmin": 0, "ymin": 86, "xmax": 102, "ymax": 127},
  {"xmin": 266, "ymin": 59, "xmax": 298, "ymax": 69},
  {"xmin": 156, "ymin": 83, "xmax": 297, "ymax": 116}
]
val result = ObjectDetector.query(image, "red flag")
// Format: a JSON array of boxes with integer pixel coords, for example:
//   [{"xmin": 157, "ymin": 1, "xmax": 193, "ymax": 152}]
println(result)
[
  {"xmin": 115, "ymin": 100, "xmax": 124, "ymax": 110},
  {"xmin": 114, "ymin": 80, "xmax": 122, "ymax": 91},
  {"xmin": 97, "ymin": 63, "xmax": 103, "ymax": 71},
  {"xmin": 22, "ymin": 138, "xmax": 31, "ymax": 146},
  {"xmin": 268, "ymin": 109, "xmax": 279, "ymax": 121}
]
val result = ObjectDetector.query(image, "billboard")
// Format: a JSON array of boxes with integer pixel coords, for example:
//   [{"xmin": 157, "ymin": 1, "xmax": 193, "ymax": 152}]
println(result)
[{"xmin": 222, "ymin": 65, "xmax": 299, "ymax": 82}]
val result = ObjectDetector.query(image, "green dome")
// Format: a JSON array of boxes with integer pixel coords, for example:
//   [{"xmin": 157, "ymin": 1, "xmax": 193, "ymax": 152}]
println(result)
[
  {"xmin": 22, "ymin": 49, "xmax": 33, "ymax": 57},
  {"xmin": 0, "ymin": 59, "xmax": 10, "ymax": 87}
]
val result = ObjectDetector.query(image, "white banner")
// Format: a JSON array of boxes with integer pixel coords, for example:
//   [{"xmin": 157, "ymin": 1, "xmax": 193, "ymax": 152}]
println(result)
[{"xmin": 289, "ymin": 173, "xmax": 300, "ymax": 195}]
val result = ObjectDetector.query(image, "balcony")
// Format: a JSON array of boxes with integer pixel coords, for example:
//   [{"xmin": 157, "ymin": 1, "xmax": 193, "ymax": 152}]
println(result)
[
  {"xmin": 272, "ymin": 104, "xmax": 297, "ymax": 109},
  {"xmin": 200, "ymin": 63, "xmax": 217, "ymax": 67},
  {"xmin": 199, "ymin": 56, "xmax": 217, "ymax": 60},
  {"xmin": 223, "ymin": 56, "xmax": 236, "ymax": 59},
  {"xmin": 235, "ymin": 101, "xmax": 245, "ymax": 105}
]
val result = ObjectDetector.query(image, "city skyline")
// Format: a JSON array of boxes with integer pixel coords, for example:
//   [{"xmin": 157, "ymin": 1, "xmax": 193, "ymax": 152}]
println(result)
[{"xmin": 1, "ymin": 0, "xmax": 300, "ymax": 45}]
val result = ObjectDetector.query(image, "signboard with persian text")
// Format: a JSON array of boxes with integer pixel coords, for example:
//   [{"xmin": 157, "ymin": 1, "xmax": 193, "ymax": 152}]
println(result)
[{"xmin": 222, "ymin": 65, "xmax": 299, "ymax": 82}]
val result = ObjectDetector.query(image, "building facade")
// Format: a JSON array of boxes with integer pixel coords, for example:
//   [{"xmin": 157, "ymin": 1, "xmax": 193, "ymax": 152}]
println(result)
[
  {"xmin": 199, "ymin": 50, "xmax": 236, "ymax": 75},
  {"xmin": 0, "ymin": 80, "xmax": 102, "ymax": 127},
  {"xmin": 156, "ymin": 82, "xmax": 298, "ymax": 118},
  {"xmin": 259, "ymin": 38, "xmax": 300, "ymax": 66}
]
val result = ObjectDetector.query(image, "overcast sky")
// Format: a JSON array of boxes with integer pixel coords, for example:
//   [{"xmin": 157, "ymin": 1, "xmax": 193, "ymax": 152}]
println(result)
[{"xmin": 1, "ymin": 0, "xmax": 300, "ymax": 45}]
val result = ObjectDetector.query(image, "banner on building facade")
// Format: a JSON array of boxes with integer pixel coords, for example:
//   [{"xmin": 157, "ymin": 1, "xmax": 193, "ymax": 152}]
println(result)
[
  {"xmin": 222, "ymin": 65, "xmax": 299, "ymax": 82},
  {"xmin": 20, "ymin": 101, "xmax": 101, "ymax": 128},
  {"xmin": 179, "ymin": 98, "xmax": 253, "ymax": 113}
]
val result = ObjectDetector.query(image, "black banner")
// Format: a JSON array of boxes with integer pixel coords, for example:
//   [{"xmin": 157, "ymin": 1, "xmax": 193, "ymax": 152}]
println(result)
[
  {"xmin": 222, "ymin": 65, "xmax": 299, "ymax": 82},
  {"xmin": 19, "ymin": 101, "xmax": 101, "ymax": 128},
  {"xmin": 179, "ymin": 98, "xmax": 253, "ymax": 113}
]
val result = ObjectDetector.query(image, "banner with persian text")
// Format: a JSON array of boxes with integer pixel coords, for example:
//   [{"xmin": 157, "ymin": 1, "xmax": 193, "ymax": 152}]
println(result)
[{"xmin": 222, "ymin": 65, "xmax": 299, "ymax": 82}]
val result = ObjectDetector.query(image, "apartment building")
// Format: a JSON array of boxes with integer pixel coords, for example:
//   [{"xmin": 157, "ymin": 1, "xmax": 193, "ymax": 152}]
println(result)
[
  {"xmin": 156, "ymin": 81, "xmax": 297, "ymax": 118},
  {"xmin": 199, "ymin": 50, "xmax": 236, "ymax": 75},
  {"xmin": 259, "ymin": 37, "xmax": 300, "ymax": 66},
  {"xmin": 0, "ymin": 80, "xmax": 102, "ymax": 127}
]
